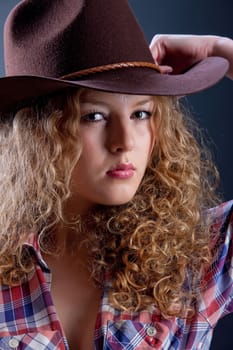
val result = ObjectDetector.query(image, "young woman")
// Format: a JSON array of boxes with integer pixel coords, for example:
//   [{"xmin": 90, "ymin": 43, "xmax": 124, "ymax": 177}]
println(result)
[{"xmin": 0, "ymin": 1, "xmax": 232, "ymax": 350}]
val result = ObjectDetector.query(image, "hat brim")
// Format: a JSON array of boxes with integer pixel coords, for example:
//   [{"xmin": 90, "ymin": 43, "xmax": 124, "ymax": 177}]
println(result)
[{"xmin": 0, "ymin": 57, "xmax": 229, "ymax": 112}]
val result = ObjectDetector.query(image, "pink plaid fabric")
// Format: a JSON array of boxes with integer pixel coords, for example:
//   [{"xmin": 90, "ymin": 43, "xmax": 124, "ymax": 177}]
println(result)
[{"xmin": 0, "ymin": 200, "xmax": 232, "ymax": 349}]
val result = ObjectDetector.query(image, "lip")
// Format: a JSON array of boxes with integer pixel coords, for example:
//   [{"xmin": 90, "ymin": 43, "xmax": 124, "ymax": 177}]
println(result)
[{"xmin": 106, "ymin": 163, "xmax": 135, "ymax": 179}]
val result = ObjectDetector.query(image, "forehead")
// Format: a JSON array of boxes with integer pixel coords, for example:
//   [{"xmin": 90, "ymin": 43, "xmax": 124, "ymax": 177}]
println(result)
[{"xmin": 79, "ymin": 88, "xmax": 155, "ymax": 105}]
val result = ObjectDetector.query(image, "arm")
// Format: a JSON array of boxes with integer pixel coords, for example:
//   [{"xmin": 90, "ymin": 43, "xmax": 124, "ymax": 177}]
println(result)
[{"xmin": 150, "ymin": 35, "xmax": 233, "ymax": 79}]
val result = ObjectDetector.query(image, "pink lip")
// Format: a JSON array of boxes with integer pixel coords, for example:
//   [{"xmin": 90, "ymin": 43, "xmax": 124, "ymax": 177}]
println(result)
[{"xmin": 106, "ymin": 163, "xmax": 135, "ymax": 179}]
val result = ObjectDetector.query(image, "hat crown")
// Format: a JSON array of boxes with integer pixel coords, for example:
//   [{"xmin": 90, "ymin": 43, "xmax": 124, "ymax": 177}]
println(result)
[{"xmin": 4, "ymin": 0, "xmax": 154, "ymax": 78}]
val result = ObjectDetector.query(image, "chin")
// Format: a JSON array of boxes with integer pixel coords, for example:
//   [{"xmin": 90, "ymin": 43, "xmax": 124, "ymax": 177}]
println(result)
[{"xmin": 102, "ymin": 193, "xmax": 136, "ymax": 206}]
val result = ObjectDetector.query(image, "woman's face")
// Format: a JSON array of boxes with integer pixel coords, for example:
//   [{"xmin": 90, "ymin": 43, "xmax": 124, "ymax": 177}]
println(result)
[{"xmin": 70, "ymin": 89, "xmax": 157, "ymax": 213}]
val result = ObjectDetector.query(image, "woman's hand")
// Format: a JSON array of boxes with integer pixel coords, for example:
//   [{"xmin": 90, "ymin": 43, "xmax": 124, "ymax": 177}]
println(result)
[{"xmin": 150, "ymin": 34, "xmax": 233, "ymax": 79}]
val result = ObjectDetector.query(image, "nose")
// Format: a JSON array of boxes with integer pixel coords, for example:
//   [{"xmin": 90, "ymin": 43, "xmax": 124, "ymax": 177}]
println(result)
[{"xmin": 106, "ymin": 117, "xmax": 134, "ymax": 154}]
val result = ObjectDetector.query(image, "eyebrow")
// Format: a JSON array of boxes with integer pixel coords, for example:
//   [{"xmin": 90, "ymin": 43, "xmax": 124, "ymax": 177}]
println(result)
[
  {"xmin": 133, "ymin": 98, "xmax": 155, "ymax": 106},
  {"xmin": 79, "ymin": 94, "xmax": 107, "ymax": 105},
  {"xmin": 79, "ymin": 99, "xmax": 106, "ymax": 106}
]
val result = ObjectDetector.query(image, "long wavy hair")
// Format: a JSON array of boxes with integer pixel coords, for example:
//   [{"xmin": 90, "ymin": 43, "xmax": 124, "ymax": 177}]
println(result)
[{"xmin": 0, "ymin": 89, "xmax": 220, "ymax": 318}]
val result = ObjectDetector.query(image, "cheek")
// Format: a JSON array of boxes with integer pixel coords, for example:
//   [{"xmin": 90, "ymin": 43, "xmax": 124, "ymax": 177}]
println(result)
[
  {"xmin": 149, "ymin": 131, "xmax": 156, "ymax": 158},
  {"xmin": 142, "ymin": 123, "xmax": 156, "ymax": 160},
  {"xmin": 79, "ymin": 131, "xmax": 103, "ymax": 159}
]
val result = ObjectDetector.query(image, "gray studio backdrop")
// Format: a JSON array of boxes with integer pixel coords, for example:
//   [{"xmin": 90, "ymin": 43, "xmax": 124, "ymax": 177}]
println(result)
[{"xmin": 0, "ymin": 1, "xmax": 233, "ymax": 349}]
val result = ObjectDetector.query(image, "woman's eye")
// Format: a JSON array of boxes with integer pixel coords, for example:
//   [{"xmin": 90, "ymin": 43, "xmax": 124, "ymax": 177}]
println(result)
[
  {"xmin": 80, "ymin": 112, "xmax": 105, "ymax": 122},
  {"xmin": 133, "ymin": 110, "xmax": 152, "ymax": 120}
]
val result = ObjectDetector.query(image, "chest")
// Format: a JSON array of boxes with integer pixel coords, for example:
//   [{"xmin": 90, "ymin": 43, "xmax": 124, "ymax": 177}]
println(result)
[
  {"xmin": 52, "ymin": 285, "xmax": 101, "ymax": 350},
  {"xmin": 42, "ymin": 246, "xmax": 105, "ymax": 349}
]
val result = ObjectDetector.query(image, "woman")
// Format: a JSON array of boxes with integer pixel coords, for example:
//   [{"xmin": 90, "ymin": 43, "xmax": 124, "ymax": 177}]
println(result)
[{"xmin": 0, "ymin": 1, "xmax": 232, "ymax": 349}]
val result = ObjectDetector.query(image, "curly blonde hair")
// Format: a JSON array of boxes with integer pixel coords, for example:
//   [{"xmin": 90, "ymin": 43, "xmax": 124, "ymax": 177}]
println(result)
[{"xmin": 0, "ymin": 89, "xmax": 220, "ymax": 318}]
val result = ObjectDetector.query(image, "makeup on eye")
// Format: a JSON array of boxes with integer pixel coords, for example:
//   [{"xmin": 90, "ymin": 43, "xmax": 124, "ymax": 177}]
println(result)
[
  {"xmin": 80, "ymin": 111, "xmax": 106, "ymax": 123},
  {"xmin": 131, "ymin": 110, "xmax": 153, "ymax": 120},
  {"xmin": 80, "ymin": 109, "xmax": 153, "ymax": 123}
]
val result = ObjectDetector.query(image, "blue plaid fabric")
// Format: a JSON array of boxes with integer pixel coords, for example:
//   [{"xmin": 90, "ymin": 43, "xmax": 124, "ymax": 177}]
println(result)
[{"xmin": 0, "ymin": 200, "xmax": 232, "ymax": 349}]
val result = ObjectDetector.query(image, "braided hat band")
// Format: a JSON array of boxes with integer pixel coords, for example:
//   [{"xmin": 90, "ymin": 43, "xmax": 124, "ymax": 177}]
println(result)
[{"xmin": 60, "ymin": 62, "xmax": 162, "ymax": 80}]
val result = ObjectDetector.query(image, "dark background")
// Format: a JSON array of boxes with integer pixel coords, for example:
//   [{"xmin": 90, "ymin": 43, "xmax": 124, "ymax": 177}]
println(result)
[{"xmin": 1, "ymin": 1, "xmax": 233, "ymax": 349}]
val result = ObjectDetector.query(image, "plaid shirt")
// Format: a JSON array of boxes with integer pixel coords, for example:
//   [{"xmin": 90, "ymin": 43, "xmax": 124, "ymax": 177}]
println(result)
[{"xmin": 0, "ymin": 200, "xmax": 232, "ymax": 350}]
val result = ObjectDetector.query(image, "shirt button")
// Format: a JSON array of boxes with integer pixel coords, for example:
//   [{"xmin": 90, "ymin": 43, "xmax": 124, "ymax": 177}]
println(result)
[
  {"xmin": 8, "ymin": 338, "xmax": 19, "ymax": 348},
  {"xmin": 146, "ymin": 326, "xmax": 157, "ymax": 337}
]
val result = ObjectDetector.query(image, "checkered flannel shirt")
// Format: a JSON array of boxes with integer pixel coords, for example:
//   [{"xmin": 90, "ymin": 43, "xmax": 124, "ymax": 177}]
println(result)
[{"xmin": 0, "ymin": 200, "xmax": 232, "ymax": 350}]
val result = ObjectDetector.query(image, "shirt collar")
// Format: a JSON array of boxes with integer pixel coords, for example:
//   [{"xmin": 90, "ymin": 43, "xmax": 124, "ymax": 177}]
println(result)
[{"xmin": 23, "ymin": 233, "xmax": 50, "ymax": 273}]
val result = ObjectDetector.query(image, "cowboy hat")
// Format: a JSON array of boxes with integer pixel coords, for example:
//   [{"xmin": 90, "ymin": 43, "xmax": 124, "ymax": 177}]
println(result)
[{"xmin": 0, "ymin": 0, "xmax": 229, "ymax": 112}]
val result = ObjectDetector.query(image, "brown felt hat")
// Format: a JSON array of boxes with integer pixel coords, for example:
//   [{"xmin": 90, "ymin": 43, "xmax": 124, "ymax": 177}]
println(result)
[{"xmin": 0, "ymin": 0, "xmax": 229, "ymax": 112}]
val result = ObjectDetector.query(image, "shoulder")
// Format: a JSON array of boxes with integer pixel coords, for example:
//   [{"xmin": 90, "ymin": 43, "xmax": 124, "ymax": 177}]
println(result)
[
  {"xmin": 204, "ymin": 200, "xmax": 233, "ymax": 287},
  {"xmin": 197, "ymin": 200, "xmax": 233, "ymax": 324},
  {"xmin": 207, "ymin": 199, "xmax": 233, "ymax": 238},
  {"xmin": 208, "ymin": 199, "xmax": 233, "ymax": 221}
]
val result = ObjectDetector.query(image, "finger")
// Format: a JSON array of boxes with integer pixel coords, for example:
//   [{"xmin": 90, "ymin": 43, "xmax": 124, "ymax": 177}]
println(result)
[
  {"xmin": 149, "ymin": 35, "xmax": 164, "ymax": 63},
  {"xmin": 158, "ymin": 65, "xmax": 173, "ymax": 74},
  {"xmin": 149, "ymin": 43, "xmax": 159, "ymax": 63},
  {"xmin": 149, "ymin": 35, "xmax": 168, "ymax": 64}
]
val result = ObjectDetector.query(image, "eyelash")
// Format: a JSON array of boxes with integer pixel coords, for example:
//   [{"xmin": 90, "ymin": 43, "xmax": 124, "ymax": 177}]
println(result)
[
  {"xmin": 132, "ymin": 110, "xmax": 152, "ymax": 120},
  {"xmin": 80, "ymin": 110, "xmax": 152, "ymax": 123},
  {"xmin": 80, "ymin": 112, "xmax": 106, "ymax": 123}
]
